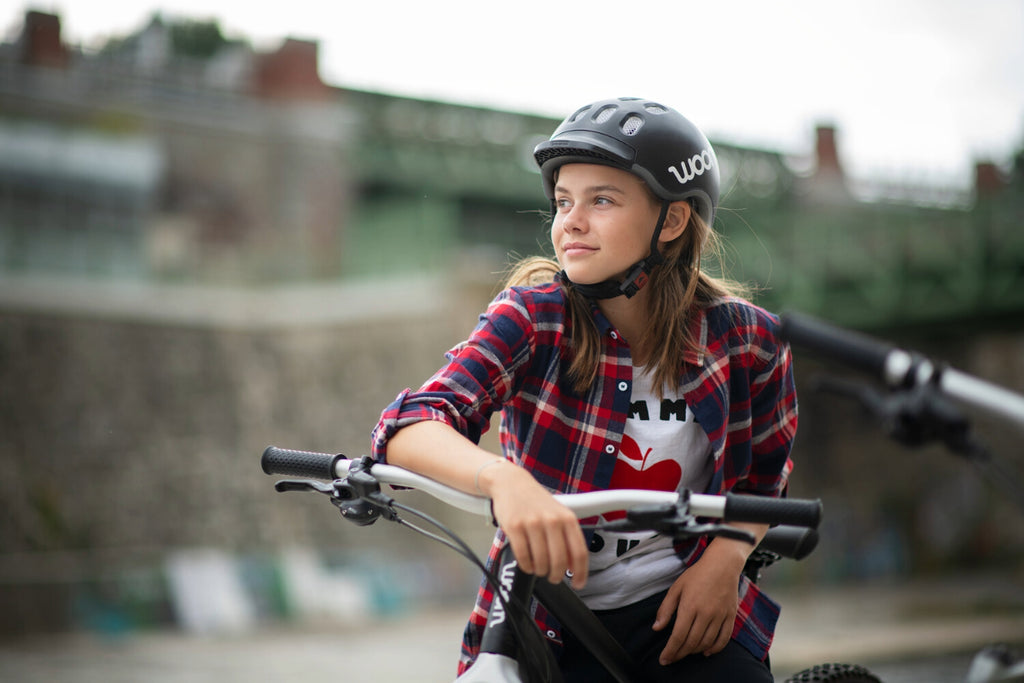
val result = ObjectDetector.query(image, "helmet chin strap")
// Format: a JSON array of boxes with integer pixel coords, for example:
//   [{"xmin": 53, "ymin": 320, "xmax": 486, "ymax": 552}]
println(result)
[{"xmin": 559, "ymin": 201, "xmax": 671, "ymax": 300}]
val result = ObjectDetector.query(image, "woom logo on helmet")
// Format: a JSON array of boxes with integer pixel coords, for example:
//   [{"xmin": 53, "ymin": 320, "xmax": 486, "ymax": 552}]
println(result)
[{"xmin": 667, "ymin": 149, "xmax": 715, "ymax": 186}]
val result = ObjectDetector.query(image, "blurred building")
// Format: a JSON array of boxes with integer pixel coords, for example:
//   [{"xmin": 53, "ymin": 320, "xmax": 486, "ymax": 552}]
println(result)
[{"xmin": 0, "ymin": 9, "xmax": 553, "ymax": 284}]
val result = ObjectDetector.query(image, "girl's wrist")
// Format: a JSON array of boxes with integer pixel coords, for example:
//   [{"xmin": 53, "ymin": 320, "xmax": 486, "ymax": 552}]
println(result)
[
  {"xmin": 704, "ymin": 524, "xmax": 767, "ymax": 571},
  {"xmin": 474, "ymin": 458, "xmax": 515, "ymax": 497},
  {"xmin": 474, "ymin": 459, "xmax": 505, "ymax": 494},
  {"xmin": 705, "ymin": 536, "xmax": 752, "ymax": 567}
]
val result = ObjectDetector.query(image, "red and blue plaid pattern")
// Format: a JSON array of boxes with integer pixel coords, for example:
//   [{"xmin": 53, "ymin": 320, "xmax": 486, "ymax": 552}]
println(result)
[{"xmin": 371, "ymin": 282, "xmax": 797, "ymax": 671}]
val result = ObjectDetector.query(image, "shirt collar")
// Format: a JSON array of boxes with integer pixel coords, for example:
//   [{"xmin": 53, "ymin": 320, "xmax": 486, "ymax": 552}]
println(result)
[
  {"xmin": 590, "ymin": 298, "xmax": 708, "ymax": 368},
  {"xmin": 590, "ymin": 301, "xmax": 617, "ymax": 337}
]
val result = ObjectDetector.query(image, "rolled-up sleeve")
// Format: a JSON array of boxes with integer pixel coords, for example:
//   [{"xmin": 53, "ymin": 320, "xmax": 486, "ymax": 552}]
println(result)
[{"xmin": 370, "ymin": 289, "xmax": 535, "ymax": 463}]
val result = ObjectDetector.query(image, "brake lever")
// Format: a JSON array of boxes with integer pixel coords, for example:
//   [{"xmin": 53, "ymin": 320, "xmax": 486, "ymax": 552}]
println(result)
[
  {"xmin": 811, "ymin": 374, "xmax": 986, "ymax": 458},
  {"xmin": 692, "ymin": 523, "xmax": 757, "ymax": 545},
  {"xmin": 593, "ymin": 504, "xmax": 756, "ymax": 546},
  {"xmin": 589, "ymin": 503, "xmax": 687, "ymax": 534},
  {"xmin": 273, "ymin": 461, "xmax": 395, "ymax": 526},
  {"xmin": 274, "ymin": 479, "xmax": 336, "ymax": 495}
]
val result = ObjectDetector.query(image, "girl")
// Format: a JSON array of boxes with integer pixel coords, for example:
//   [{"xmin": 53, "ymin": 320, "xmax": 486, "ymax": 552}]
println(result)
[{"xmin": 371, "ymin": 97, "xmax": 797, "ymax": 682}]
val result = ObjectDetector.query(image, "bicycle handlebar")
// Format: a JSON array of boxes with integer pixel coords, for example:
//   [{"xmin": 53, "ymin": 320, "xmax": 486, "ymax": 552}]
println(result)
[
  {"xmin": 262, "ymin": 446, "xmax": 822, "ymax": 529},
  {"xmin": 262, "ymin": 445, "xmax": 492, "ymax": 515},
  {"xmin": 780, "ymin": 311, "xmax": 1024, "ymax": 429},
  {"xmin": 780, "ymin": 311, "xmax": 914, "ymax": 386}
]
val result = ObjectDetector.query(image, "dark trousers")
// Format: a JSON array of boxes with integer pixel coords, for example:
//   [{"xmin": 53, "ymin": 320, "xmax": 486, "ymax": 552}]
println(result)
[{"xmin": 558, "ymin": 590, "xmax": 773, "ymax": 683}]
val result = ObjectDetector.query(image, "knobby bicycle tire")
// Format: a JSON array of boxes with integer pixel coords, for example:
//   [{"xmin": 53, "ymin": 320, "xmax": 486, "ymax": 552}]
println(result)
[{"xmin": 784, "ymin": 662, "xmax": 883, "ymax": 683}]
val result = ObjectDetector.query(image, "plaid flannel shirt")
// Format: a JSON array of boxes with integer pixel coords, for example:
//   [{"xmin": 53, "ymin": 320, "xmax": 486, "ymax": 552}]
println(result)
[{"xmin": 371, "ymin": 282, "xmax": 797, "ymax": 673}]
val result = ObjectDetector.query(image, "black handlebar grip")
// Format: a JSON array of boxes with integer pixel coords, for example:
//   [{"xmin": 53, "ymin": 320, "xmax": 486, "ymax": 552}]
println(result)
[
  {"xmin": 261, "ymin": 446, "xmax": 345, "ymax": 480},
  {"xmin": 756, "ymin": 525, "xmax": 819, "ymax": 561},
  {"xmin": 724, "ymin": 493, "xmax": 822, "ymax": 529},
  {"xmin": 780, "ymin": 311, "xmax": 895, "ymax": 379}
]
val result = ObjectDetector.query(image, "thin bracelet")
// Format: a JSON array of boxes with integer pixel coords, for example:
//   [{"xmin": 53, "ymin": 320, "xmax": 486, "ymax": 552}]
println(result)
[{"xmin": 474, "ymin": 459, "xmax": 505, "ymax": 494}]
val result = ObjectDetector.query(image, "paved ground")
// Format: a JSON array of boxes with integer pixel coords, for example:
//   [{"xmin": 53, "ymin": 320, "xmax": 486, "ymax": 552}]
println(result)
[
  {"xmin": 770, "ymin": 575, "xmax": 1024, "ymax": 680},
  {"xmin": 1, "ymin": 575, "xmax": 1022, "ymax": 682}
]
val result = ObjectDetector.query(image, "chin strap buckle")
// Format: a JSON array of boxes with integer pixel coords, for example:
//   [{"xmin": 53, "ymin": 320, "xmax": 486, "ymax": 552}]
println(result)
[{"xmin": 617, "ymin": 262, "xmax": 652, "ymax": 298}]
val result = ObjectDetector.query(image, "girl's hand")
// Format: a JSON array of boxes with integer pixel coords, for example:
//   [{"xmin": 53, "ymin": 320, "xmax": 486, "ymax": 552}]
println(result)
[
  {"xmin": 479, "ymin": 460, "xmax": 590, "ymax": 589},
  {"xmin": 385, "ymin": 423, "xmax": 589, "ymax": 588},
  {"xmin": 651, "ymin": 525, "xmax": 767, "ymax": 664}
]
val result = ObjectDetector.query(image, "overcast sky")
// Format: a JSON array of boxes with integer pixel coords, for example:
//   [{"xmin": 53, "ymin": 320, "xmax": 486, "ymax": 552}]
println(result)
[{"xmin": 9, "ymin": 0, "xmax": 1024, "ymax": 188}]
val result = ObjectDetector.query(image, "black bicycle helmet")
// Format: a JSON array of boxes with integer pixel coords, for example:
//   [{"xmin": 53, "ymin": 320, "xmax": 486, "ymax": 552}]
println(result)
[{"xmin": 534, "ymin": 97, "xmax": 720, "ymax": 299}]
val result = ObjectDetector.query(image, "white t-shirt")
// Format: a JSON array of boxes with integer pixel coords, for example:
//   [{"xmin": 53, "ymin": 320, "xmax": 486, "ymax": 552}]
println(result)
[{"xmin": 575, "ymin": 366, "xmax": 713, "ymax": 610}]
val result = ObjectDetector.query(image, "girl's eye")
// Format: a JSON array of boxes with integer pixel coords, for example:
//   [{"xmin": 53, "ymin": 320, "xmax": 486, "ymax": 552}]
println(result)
[
  {"xmin": 555, "ymin": 198, "xmax": 572, "ymax": 210},
  {"xmin": 595, "ymin": 196, "xmax": 612, "ymax": 205}
]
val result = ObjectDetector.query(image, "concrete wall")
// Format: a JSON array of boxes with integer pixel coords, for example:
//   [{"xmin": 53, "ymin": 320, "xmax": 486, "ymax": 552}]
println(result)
[
  {"xmin": 1, "ymin": 272, "xmax": 1022, "ymax": 636},
  {"xmin": 0, "ymin": 272, "xmax": 500, "ymax": 634}
]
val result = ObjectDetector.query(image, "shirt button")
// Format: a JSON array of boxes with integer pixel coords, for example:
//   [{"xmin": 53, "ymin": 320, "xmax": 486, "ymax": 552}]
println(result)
[
  {"xmin": 609, "ymin": 331, "xmax": 618, "ymax": 340},
  {"xmin": 617, "ymin": 381, "xmax": 628, "ymax": 391},
  {"xmin": 605, "ymin": 444, "xmax": 616, "ymax": 454}
]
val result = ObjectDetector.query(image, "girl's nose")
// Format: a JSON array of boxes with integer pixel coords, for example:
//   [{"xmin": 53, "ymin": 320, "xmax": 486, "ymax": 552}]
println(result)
[{"xmin": 559, "ymin": 204, "xmax": 586, "ymax": 232}]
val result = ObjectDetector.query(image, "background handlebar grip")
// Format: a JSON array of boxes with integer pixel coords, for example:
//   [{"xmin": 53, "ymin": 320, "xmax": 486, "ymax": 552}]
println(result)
[{"xmin": 780, "ymin": 311, "xmax": 895, "ymax": 379}]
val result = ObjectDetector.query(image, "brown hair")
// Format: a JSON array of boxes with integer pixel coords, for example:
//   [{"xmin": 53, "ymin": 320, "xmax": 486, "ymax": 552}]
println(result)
[{"xmin": 503, "ymin": 208, "xmax": 747, "ymax": 397}]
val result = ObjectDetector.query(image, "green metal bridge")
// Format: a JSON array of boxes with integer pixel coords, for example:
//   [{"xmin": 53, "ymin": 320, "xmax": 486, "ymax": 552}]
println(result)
[
  {"xmin": 719, "ymin": 195, "xmax": 1024, "ymax": 329},
  {"xmin": 343, "ymin": 91, "xmax": 1024, "ymax": 331}
]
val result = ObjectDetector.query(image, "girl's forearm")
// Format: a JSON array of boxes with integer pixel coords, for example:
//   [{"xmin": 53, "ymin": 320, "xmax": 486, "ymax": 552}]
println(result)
[{"xmin": 385, "ymin": 420, "xmax": 513, "ymax": 496}]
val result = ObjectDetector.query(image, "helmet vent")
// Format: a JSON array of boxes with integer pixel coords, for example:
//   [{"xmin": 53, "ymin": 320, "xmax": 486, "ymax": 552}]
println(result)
[
  {"xmin": 568, "ymin": 105, "xmax": 592, "ymax": 123},
  {"xmin": 534, "ymin": 146, "xmax": 617, "ymax": 167},
  {"xmin": 644, "ymin": 103, "xmax": 669, "ymax": 115},
  {"xmin": 592, "ymin": 105, "xmax": 617, "ymax": 124},
  {"xmin": 620, "ymin": 114, "xmax": 644, "ymax": 136}
]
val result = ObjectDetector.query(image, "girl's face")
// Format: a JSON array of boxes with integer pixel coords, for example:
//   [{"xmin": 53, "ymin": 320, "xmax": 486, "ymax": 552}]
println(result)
[{"xmin": 551, "ymin": 163, "xmax": 663, "ymax": 286}]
